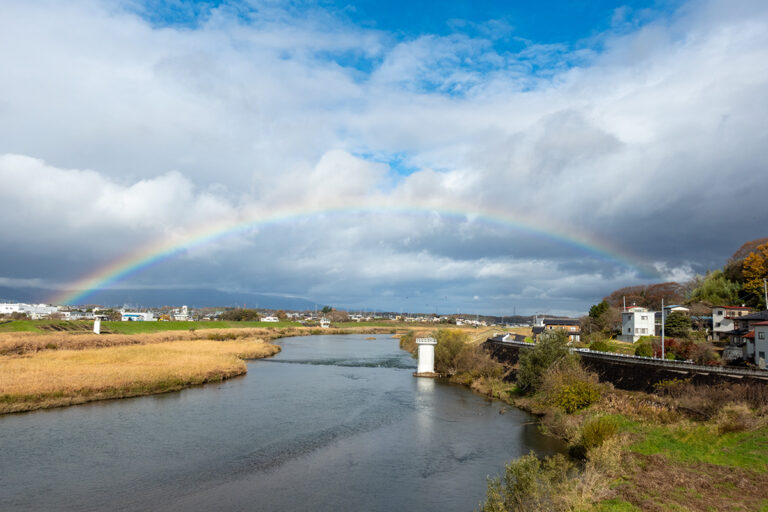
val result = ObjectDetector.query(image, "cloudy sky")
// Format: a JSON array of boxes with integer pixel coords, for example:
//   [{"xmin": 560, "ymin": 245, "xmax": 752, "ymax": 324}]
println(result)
[{"xmin": 1, "ymin": 0, "xmax": 766, "ymax": 315}]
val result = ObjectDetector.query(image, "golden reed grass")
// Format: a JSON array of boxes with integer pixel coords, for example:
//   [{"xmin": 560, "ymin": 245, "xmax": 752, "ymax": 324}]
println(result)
[
  {"xmin": 0, "ymin": 326, "xmax": 404, "ymax": 414},
  {"xmin": 0, "ymin": 338, "xmax": 281, "ymax": 414},
  {"xmin": 0, "ymin": 326, "xmax": 402, "ymax": 355}
]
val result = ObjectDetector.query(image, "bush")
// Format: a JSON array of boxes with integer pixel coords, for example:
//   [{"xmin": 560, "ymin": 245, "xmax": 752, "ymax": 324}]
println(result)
[
  {"xmin": 431, "ymin": 329, "xmax": 503, "ymax": 378},
  {"xmin": 517, "ymin": 330, "xmax": 573, "ymax": 393},
  {"xmin": 398, "ymin": 331, "xmax": 416, "ymax": 355},
  {"xmin": 480, "ymin": 452, "xmax": 573, "ymax": 512},
  {"xmin": 715, "ymin": 402, "xmax": 755, "ymax": 434},
  {"xmin": 434, "ymin": 329, "xmax": 469, "ymax": 374},
  {"xmin": 589, "ymin": 340, "xmax": 612, "ymax": 353},
  {"xmin": 541, "ymin": 408, "xmax": 582, "ymax": 443},
  {"xmin": 539, "ymin": 358, "xmax": 602, "ymax": 413},
  {"xmin": 580, "ymin": 416, "xmax": 619, "ymax": 451},
  {"xmin": 634, "ymin": 343, "xmax": 653, "ymax": 357},
  {"xmin": 552, "ymin": 380, "xmax": 602, "ymax": 414}
]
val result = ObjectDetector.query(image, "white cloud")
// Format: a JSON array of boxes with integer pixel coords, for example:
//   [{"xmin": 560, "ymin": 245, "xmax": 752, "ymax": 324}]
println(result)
[{"xmin": 0, "ymin": 0, "xmax": 766, "ymax": 313}]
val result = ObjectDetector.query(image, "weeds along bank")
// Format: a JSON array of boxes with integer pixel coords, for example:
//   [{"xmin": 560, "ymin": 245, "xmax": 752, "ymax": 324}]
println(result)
[
  {"xmin": 0, "ymin": 326, "xmax": 402, "ymax": 356},
  {"xmin": 0, "ymin": 326, "xmax": 402, "ymax": 414},
  {"xmin": 401, "ymin": 329, "xmax": 768, "ymax": 511}
]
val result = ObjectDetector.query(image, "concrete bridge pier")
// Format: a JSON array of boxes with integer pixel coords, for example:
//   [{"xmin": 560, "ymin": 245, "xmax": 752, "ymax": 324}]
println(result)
[{"xmin": 415, "ymin": 337, "xmax": 438, "ymax": 377}]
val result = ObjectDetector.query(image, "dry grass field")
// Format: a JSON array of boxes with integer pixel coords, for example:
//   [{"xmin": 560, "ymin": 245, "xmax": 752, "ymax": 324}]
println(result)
[{"xmin": 0, "ymin": 335, "xmax": 281, "ymax": 414}]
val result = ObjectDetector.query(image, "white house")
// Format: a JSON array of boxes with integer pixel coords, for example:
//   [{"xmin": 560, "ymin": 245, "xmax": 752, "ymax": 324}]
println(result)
[
  {"xmin": 320, "ymin": 317, "xmax": 331, "ymax": 328},
  {"xmin": 712, "ymin": 306, "xmax": 752, "ymax": 341},
  {"xmin": 121, "ymin": 311, "xmax": 155, "ymax": 322},
  {"xmin": 751, "ymin": 321, "xmax": 768, "ymax": 369},
  {"xmin": 619, "ymin": 307, "xmax": 655, "ymax": 342},
  {"xmin": 172, "ymin": 305, "xmax": 191, "ymax": 321},
  {"xmin": 262, "ymin": 316, "xmax": 279, "ymax": 322},
  {"xmin": 0, "ymin": 302, "xmax": 59, "ymax": 319}
]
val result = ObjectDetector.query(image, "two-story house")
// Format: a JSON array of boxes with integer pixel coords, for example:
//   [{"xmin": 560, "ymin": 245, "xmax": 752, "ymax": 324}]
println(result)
[
  {"xmin": 619, "ymin": 307, "xmax": 655, "ymax": 343},
  {"xmin": 729, "ymin": 310, "xmax": 768, "ymax": 361},
  {"xmin": 712, "ymin": 306, "xmax": 752, "ymax": 341},
  {"xmin": 541, "ymin": 318, "xmax": 581, "ymax": 343}
]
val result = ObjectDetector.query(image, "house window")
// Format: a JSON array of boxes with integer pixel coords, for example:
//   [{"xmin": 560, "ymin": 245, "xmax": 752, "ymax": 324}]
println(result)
[
  {"xmin": 641, "ymin": 315, "xmax": 647, "ymax": 320},
  {"xmin": 716, "ymin": 322, "xmax": 721, "ymax": 327},
  {"xmin": 760, "ymin": 332, "xmax": 766, "ymax": 340}
]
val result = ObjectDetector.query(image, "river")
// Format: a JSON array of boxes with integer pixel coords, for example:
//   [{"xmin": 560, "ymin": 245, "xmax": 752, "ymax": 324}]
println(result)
[{"xmin": 0, "ymin": 334, "xmax": 563, "ymax": 511}]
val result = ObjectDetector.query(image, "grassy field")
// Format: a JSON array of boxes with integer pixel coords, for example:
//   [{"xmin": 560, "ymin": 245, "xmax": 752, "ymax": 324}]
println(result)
[
  {"xmin": 0, "ymin": 338, "xmax": 280, "ymax": 414},
  {"xmin": 0, "ymin": 319, "xmax": 306, "ymax": 333}
]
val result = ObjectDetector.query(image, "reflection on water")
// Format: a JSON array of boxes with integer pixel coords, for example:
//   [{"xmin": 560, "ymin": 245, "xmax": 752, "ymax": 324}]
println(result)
[{"xmin": 0, "ymin": 334, "xmax": 563, "ymax": 512}]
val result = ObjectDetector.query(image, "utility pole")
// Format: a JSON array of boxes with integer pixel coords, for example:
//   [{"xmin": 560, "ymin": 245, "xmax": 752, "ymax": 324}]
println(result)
[
  {"xmin": 661, "ymin": 298, "xmax": 665, "ymax": 360},
  {"xmin": 764, "ymin": 278, "xmax": 767, "ymax": 310}
]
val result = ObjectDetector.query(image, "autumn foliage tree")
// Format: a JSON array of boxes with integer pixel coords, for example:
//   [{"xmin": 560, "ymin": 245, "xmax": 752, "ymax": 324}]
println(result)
[{"xmin": 742, "ymin": 242, "xmax": 768, "ymax": 308}]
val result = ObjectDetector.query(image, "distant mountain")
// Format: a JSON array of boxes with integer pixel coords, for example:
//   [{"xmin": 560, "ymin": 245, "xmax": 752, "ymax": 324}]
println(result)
[{"xmin": 0, "ymin": 286, "xmax": 321, "ymax": 310}]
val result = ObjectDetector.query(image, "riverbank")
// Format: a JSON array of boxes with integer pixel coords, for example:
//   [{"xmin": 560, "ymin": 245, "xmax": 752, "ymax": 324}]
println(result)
[
  {"xmin": 0, "ymin": 326, "xmax": 408, "ymax": 414},
  {"xmin": 401, "ymin": 329, "xmax": 768, "ymax": 511}
]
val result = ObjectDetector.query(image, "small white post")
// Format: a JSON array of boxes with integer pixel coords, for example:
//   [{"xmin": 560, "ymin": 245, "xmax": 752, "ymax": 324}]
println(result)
[
  {"xmin": 415, "ymin": 337, "xmax": 437, "ymax": 376},
  {"xmin": 93, "ymin": 317, "xmax": 101, "ymax": 335},
  {"xmin": 660, "ymin": 298, "xmax": 665, "ymax": 360}
]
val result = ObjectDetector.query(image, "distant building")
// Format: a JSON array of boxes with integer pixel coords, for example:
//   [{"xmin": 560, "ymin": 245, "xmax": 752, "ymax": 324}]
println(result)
[
  {"xmin": 262, "ymin": 316, "xmax": 279, "ymax": 322},
  {"xmin": 619, "ymin": 307, "xmax": 655, "ymax": 343},
  {"xmin": 730, "ymin": 310, "xmax": 768, "ymax": 361},
  {"xmin": 541, "ymin": 318, "xmax": 581, "ymax": 343},
  {"xmin": 754, "ymin": 322, "xmax": 768, "ymax": 368},
  {"xmin": 712, "ymin": 306, "xmax": 752, "ymax": 341},
  {"xmin": 172, "ymin": 305, "xmax": 190, "ymax": 321},
  {"xmin": 121, "ymin": 311, "xmax": 155, "ymax": 322},
  {"xmin": 0, "ymin": 301, "xmax": 59, "ymax": 319},
  {"xmin": 320, "ymin": 317, "xmax": 331, "ymax": 328}
]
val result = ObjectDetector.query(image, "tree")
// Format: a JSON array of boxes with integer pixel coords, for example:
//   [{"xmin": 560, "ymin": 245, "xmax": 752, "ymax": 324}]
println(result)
[
  {"xmin": 517, "ymin": 330, "xmax": 574, "ymax": 393},
  {"xmin": 434, "ymin": 329, "xmax": 469, "ymax": 375},
  {"xmin": 742, "ymin": 242, "xmax": 768, "ymax": 308},
  {"xmin": 321, "ymin": 306, "xmax": 332, "ymax": 313},
  {"xmin": 664, "ymin": 311, "xmax": 691, "ymax": 338},
  {"xmin": 584, "ymin": 300, "xmax": 620, "ymax": 335},
  {"xmin": 588, "ymin": 300, "xmax": 609, "ymax": 320},
  {"xmin": 688, "ymin": 270, "xmax": 742, "ymax": 305},
  {"xmin": 276, "ymin": 310, "xmax": 287, "ymax": 320},
  {"xmin": 220, "ymin": 308, "xmax": 260, "ymax": 321}
]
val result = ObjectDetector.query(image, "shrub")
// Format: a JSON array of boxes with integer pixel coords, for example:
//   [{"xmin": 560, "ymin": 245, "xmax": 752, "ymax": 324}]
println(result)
[
  {"xmin": 517, "ymin": 330, "xmax": 573, "ymax": 393},
  {"xmin": 715, "ymin": 402, "xmax": 754, "ymax": 434},
  {"xmin": 634, "ymin": 343, "xmax": 653, "ymax": 357},
  {"xmin": 589, "ymin": 340, "xmax": 612, "ymax": 353},
  {"xmin": 207, "ymin": 332, "xmax": 239, "ymax": 341},
  {"xmin": 539, "ymin": 358, "xmax": 602, "ymax": 413},
  {"xmin": 552, "ymin": 380, "xmax": 602, "ymax": 414},
  {"xmin": 398, "ymin": 331, "xmax": 417, "ymax": 355},
  {"xmin": 480, "ymin": 452, "xmax": 573, "ymax": 512},
  {"xmin": 580, "ymin": 416, "xmax": 619, "ymax": 451},
  {"xmin": 541, "ymin": 408, "xmax": 582, "ymax": 443},
  {"xmin": 434, "ymin": 329, "xmax": 469, "ymax": 375}
]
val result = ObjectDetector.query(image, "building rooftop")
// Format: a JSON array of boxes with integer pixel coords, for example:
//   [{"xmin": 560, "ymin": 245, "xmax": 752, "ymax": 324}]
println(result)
[
  {"xmin": 542, "ymin": 318, "xmax": 580, "ymax": 325},
  {"xmin": 739, "ymin": 311, "xmax": 768, "ymax": 321}
]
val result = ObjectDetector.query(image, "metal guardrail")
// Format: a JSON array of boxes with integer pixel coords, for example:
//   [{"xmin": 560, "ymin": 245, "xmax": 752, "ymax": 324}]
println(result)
[{"xmin": 485, "ymin": 338, "xmax": 768, "ymax": 379}]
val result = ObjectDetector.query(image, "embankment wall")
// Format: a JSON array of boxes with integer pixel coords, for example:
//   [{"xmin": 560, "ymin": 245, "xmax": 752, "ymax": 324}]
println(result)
[{"xmin": 483, "ymin": 340, "xmax": 768, "ymax": 392}]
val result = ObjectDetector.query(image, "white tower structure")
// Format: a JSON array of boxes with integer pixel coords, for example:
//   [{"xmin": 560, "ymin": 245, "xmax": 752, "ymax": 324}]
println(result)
[
  {"xmin": 93, "ymin": 317, "xmax": 101, "ymax": 335},
  {"xmin": 415, "ymin": 337, "xmax": 437, "ymax": 375}
]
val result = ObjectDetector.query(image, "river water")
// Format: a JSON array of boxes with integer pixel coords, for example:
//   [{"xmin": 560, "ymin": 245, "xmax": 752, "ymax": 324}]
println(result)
[{"xmin": 0, "ymin": 334, "xmax": 562, "ymax": 511}]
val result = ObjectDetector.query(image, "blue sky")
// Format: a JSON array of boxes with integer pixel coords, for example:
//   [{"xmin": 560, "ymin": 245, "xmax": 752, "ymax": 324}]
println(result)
[{"xmin": 0, "ymin": 0, "xmax": 766, "ymax": 314}]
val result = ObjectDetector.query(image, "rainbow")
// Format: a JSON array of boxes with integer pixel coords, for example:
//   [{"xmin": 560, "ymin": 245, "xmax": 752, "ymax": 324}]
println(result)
[{"xmin": 50, "ymin": 199, "xmax": 657, "ymax": 305}]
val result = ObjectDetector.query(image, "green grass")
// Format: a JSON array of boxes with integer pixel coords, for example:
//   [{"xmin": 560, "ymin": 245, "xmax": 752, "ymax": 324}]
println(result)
[
  {"xmin": 335, "ymin": 321, "xmax": 400, "ymax": 328},
  {"xmin": 0, "ymin": 319, "xmax": 304, "ymax": 334},
  {"xmin": 103, "ymin": 320, "xmax": 301, "ymax": 333},
  {"xmin": 0, "ymin": 320, "xmax": 41, "ymax": 332},
  {"xmin": 591, "ymin": 499, "xmax": 641, "ymax": 512},
  {"xmin": 627, "ymin": 422, "xmax": 768, "ymax": 472}
]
